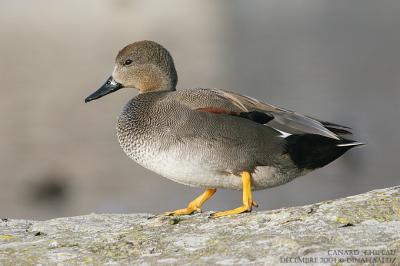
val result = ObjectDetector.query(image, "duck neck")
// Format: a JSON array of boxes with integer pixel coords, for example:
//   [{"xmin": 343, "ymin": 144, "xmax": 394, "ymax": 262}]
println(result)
[{"xmin": 136, "ymin": 64, "xmax": 177, "ymax": 93}]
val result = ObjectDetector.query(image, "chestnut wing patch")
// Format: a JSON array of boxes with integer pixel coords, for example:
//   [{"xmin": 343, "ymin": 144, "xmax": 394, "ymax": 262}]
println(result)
[
  {"xmin": 196, "ymin": 108, "xmax": 274, "ymax": 125},
  {"xmin": 196, "ymin": 107, "xmax": 236, "ymax": 115}
]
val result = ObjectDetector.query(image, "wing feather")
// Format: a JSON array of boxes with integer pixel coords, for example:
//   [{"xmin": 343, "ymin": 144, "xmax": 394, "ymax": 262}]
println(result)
[
  {"xmin": 175, "ymin": 88, "xmax": 344, "ymax": 140},
  {"xmin": 212, "ymin": 89, "xmax": 340, "ymax": 139}
]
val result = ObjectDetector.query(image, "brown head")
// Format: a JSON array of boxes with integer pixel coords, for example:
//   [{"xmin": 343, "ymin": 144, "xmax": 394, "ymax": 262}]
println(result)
[{"xmin": 85, "ymin": 40, "xmax": 177, "ymax": 102}]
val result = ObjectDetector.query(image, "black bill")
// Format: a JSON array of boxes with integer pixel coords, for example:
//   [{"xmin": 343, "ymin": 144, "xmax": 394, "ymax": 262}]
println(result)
[{"xmin": 85, "ymin": 76, "xmax": 123, "ymax": 103}]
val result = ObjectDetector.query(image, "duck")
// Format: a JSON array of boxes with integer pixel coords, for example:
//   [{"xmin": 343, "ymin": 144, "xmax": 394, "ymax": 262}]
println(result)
[{"xmin": 85, "ymin": 40, "xmax": 363, "ymax": 218}]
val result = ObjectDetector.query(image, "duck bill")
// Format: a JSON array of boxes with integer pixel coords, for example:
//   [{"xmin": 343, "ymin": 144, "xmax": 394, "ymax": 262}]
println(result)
[{"xmin": 85, "ymin": 76, "xmax": 123, "ymax": 103}]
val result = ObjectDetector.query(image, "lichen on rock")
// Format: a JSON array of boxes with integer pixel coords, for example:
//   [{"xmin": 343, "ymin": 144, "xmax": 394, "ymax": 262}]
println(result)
[{"xmin": 0, "ymin": 187, "xmax": 399, "ymax": 265}]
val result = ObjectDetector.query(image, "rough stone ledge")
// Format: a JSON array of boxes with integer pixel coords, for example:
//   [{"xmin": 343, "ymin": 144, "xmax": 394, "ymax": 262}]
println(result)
[{"xmin": 1, "ymin": 186, "xmax": 399, "ymax": 265}]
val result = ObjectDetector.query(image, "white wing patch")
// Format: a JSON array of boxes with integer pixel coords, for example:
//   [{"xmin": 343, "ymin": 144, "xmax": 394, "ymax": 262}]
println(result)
[
  {"xmin": 271, "ymin": 127, "xmax": 292, "ymax": 138},
  {"xmin": 337, "ymin": 142, "xmax": 364, "ymax": 147}
]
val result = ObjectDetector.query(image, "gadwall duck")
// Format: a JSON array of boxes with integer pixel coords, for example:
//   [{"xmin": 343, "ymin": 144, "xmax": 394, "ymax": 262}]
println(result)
[{"xmin": 85, "ymin": 40, "xmax": 363, "ymax": 217}]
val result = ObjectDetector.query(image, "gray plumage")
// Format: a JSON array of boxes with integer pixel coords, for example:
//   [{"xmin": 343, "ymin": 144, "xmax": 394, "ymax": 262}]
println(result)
[{"xmin": 86, "ymin": 40, "xmax": 363, "ymax": 192}]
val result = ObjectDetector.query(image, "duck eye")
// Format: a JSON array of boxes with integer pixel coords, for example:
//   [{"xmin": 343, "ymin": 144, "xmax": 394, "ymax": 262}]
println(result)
[{"xmin": 124, "ymin": 59, "xmax": 132, "ymax": 66}]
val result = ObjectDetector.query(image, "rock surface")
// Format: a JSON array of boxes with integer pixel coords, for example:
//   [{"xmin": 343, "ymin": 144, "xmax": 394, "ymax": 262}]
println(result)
[{"xmin": 1, "ymin": 187, "xmax": 399, "ymax": 265}]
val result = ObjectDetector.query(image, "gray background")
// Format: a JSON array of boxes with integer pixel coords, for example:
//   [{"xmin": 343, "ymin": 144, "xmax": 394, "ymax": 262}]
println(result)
[{"xmin": 1, "ymin": 0, "xmax": 399, "ymax": 219}]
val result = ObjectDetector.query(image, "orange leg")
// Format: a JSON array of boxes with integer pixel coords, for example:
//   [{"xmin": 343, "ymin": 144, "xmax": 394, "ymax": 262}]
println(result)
[
  {"xmin": 164, "ymin": 188, "xmax": 217, "ymax": 216},
  {"xmin": 211, "ymin": 171, "xmax": 254, "ymax": 218}
]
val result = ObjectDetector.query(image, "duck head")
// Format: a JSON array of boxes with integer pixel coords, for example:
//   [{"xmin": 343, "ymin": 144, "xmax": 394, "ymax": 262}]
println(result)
[{"xmin": 85, "ymin": 40, "xmax": 178, "ymax": 103}]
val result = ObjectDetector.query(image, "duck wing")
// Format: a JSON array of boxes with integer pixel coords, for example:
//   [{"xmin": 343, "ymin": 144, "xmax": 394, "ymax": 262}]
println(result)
[{"xmin": 176, "ymin": 89, "xmax": 342, "ymax": 140}]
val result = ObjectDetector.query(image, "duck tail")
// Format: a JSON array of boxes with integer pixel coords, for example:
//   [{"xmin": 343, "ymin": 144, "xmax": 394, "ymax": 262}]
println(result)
[
  {"xmin": 285, "ymin": 134, "xmax": 364, "ymax": 170},
  {"xmin": 319, "ymin": 120, "xmax": 353, "ymax": 137}
]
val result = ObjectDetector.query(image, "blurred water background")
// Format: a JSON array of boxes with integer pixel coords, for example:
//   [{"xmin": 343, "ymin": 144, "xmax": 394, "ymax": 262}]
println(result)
[{"xmin": 1, "ymin": 0, "xmax": 399, "ymax": 219}]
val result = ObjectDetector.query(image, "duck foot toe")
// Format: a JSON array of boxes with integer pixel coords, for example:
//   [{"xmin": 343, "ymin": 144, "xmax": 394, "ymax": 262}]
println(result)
[
  {"xmin": 163, "ymin": 206, "xmax": 201, "ymax": 216},
  {"xmin": 210, "ymin": 205, "xmax": 252, "ymax": 218}
]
